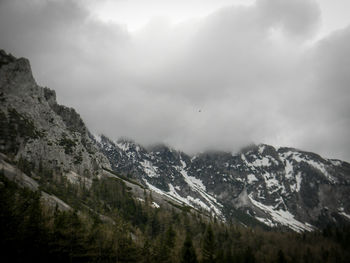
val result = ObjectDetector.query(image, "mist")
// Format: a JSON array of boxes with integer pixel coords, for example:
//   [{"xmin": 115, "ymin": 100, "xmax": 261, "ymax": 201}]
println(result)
[{"xmin": 0, "ymin": 0, "xmax": 349, "ymax": 161}]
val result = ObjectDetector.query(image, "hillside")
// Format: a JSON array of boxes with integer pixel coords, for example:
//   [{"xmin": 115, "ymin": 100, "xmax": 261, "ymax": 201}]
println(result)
[
  {"xmin": 1, "ymin": 49, "xmax": 350, "ymax": 263},
  {"xmin": 94, "ymin": 135, "xmax": 350, "ymax": 231}
]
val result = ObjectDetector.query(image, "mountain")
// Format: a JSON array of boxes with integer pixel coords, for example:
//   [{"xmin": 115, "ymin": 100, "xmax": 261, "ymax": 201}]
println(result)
[
  {"xmin": 94, "ymin": 135, "xmax": 350, "ymax": 232},
  {"xmin": 0, "ymin": 49, "xmax": 110, "ymax": 179},
  {"xmin": 1, "ymin": 49, "xmax": 350, "ymax": 233}
]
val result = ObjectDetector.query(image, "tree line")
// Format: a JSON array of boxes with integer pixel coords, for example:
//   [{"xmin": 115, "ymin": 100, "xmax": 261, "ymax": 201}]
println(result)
[{"xmin": 1, "ymin": 159, "xmax": 350, "ymax": 263}]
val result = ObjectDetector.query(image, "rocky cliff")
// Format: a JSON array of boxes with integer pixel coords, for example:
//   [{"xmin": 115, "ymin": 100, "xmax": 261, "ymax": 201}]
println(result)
[{"xmin": 0, "ymin": 50, "xmax": 110, "ymax": 178}]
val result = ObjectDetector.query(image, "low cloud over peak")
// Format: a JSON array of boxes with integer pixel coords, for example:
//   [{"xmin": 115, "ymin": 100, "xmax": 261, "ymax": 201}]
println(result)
[{"xmin": 0, "ymin": 0, "xmax": 349, "ymax": 161}]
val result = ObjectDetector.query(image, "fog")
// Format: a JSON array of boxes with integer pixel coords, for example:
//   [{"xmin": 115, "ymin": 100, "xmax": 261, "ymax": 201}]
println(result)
[{"xmin": 0, "ymin": 0, "xmax": 349, "ymax": 161}]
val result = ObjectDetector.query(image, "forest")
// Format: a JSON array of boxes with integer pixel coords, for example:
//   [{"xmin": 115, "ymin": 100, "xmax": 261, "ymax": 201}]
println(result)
[{"xmin": 1, "ymin": 158, "xmax": 350, "ymax": 263}]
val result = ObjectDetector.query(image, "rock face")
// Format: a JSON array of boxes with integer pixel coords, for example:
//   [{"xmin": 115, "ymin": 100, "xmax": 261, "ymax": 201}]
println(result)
[
  {"xmin": 94, "ymin": 135, "xmax": 350, "ymax": 232},
  {"xmin": 0, "ymin": 50, "xmax": 110, "ymax": 176}
]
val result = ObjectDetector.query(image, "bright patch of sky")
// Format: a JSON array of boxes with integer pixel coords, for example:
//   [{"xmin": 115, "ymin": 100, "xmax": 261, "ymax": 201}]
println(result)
[
  {"xmin": 87, "ymin": 0, "xmax": 255, "ymax": 31},
  {"xmin": 86, "ymin": 0, "xmax": 350, "ymax": 38}
]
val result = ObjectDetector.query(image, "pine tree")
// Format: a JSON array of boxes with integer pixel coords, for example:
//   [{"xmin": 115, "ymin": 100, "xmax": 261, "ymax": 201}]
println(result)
[
  {"xmin": 116, "ymin": 235, "xmax": 141, "ymax": 263},
  {"xmin": 202, "ymin": 225, "xmax": 215, "ymax": 263},
  {"xmin": 142, "ymin": 239, "xmax": 153, "ymax": 263},
  {"xmin": 243, "ymin": 246, "xmax": 255, "ymax": 263},
  {"xmin": 155, "ymin": 225, "xmax": 176, "ymax": 263},
  {"xmin": 277, "ymin": 249, "xmax": 286, "ymax": 263},
  {"xmin": 22, "ymin": 191, "xmax": 48, "ymax": 261},
  {"xmin": 50, "ymin": 210, "xmax": 88, "ymax": 262},
  {"xmin": 181, "ymin": 234, "xmax": 198, "ymax": 263}
]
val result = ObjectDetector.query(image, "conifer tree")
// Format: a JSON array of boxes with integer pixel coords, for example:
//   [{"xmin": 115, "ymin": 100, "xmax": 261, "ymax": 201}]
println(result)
[
  {"xmin": 155, "ymin": 225, "xmax": 176, "ymax": 263},
  {"xmin": 277, "ymin": 249, "xmax": 286, "ymax": 263},
  {"xmin": 202, "ymin": 225, "xmax": 215, "ymax": 263},
  {"xmin": 244, "ymin": 246, "xmax": 255, "ymax": 263},
  {"xmin": 141, "ymin": 239, "xmax": 153, "ymax": 263},
  {"xmin": 116, "ymin": 235, "xmax": 141, "ymax": 263},
  {"xmin": 181, "ymin": 234, "xmax": 198, "ymax": 263}
]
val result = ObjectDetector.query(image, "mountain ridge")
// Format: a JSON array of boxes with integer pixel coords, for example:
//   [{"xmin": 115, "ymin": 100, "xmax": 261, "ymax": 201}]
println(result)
[
  {"xmin": 94, "ymin": 133, "xmax": 350, "ymax": 232},
  {"xmin": 1, "ymin": 49, "xmax": 350, "ymax": 233}
]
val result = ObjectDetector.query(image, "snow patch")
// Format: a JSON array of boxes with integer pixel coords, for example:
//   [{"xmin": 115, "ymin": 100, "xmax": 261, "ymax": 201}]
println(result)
[
  {"xmin": 263, "ymin": 173, "xmax": 280, "ymax": 192},
  {"xmin": 174, "ymin": 160, "xmax": 224, "ymax": 217},
  {"xmin": 144, "ymin": 181, "xmax": 218, "ymax": 215},
  {"xmin": 145, "ymin": 181, "xmax": 167, "ymax": 196},
  {"xmin": 152, "ymin": 201, "xmax": 160, "ymax": 208},
  {"xmin": 290, "ymin": 173, "xmax": 302, "ymax": 193},
  {"xmin": 247, "ymin": 174, "xmax": 258, "ymax": 184},
  {"xmin": 284, "ymin": 159, "xmax": 293, "ymax": 179},
  {"xmin": 252, "ymin": 156, "xmax": 271, "ymax": 167},
  {"xmin": 241, "ymin": 154, "xmax": 255, "ymax": 171},
  {"xmin": 116, "ymin": 142, "xmax": 128, "ymax": 151},
  {"xmin": 141, "ymin": 160, "xmax": 159, "ymax": 178},
  {"xmin": 305, "ymin": 159, "xmax": 336, "ymax": 183},
  {"xmin": 167, "ymin": 184, "xmax": 192, "ymax": 206},
  {"xmin": 255, "ymin": 216, "xmax": 275, "ymax": 227},
  {"xmin": 295, "ymin": 173, "xmax": 302, "ymax": 192},
  {"xmin": 187, "ymin": 196, "xmax": 212, "ymax": 212},
  {"xmin": 258, "ymin": 145, "xmax": 265, "ymax": 155},
  {"xmin": 330, "ymin": 160, "xmax": 342, "ymax": 166},
  {"xmin": 249, "ymin": 194, "xmax": 314, "ymax": 232},
  {"xmin": 93, "ymin": 134, "xmax": 102, "ymax": 144},
  {"xmin": 339, "ymin": 211, "xmax": 350, "ymax": 220},
  {"xmin": 281, "ymin": 151, "xmax": 336, "ymax": 183},
  {"xmin": 177, "ymin": 166, "xmax": 206, "ymax": 192}
]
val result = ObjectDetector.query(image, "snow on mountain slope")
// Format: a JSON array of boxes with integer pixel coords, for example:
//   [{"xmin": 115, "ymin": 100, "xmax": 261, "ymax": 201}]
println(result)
[
  {"xmin": 94, "ymin": 134, "xmax": 350, "ymax": 231},
  {"xmin": 2, "ymin": 50, "xmax": 349, "ymax": 232},
  {"xmin": 249, "ymin": 194, "xmax": 314, "ymax": 232}
]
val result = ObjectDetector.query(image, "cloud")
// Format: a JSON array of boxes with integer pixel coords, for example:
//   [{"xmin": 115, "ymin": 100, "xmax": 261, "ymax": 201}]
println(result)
[
  {"xmin": 300, "ymin": 26, "xmax": 350, "ymax": 160},
  {"xmin": 257, "ymin": 0, "xmax": 321, "ymax": 38},
  {"xmin": 0, "ymin": 0, "xmax": 349, "ymax": 161}
]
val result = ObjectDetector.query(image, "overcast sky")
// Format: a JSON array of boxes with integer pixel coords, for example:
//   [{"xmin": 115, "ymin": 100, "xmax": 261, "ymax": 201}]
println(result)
[{"xmin": 1, "ymin": 0, "xmax": 350, "ymax": 161}]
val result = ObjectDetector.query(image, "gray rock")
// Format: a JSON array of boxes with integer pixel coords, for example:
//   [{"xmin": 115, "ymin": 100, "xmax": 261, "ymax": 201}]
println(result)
[{"xmin": 0, "ymin": 50, "xmax": 111, "ymax": 176}]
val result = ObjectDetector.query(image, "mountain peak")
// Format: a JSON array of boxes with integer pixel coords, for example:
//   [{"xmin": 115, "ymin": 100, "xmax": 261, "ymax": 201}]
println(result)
[
  {"xmin": 0, "ymin": 49, "xmax": 16, "ymax": 66},
  {"xmin": 97, "ymin": 133, "xmax": 350, "ymax": 231},
  {"xmin": 0, "ymin": 49, "xmax": 110, "ymax": 175},
  {"xmin": 0, "ymin": 49, "xmax": 34, "ymax": 84}
]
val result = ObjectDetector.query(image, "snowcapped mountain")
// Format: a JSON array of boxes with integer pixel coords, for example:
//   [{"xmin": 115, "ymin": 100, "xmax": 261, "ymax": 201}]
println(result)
[
  {"xmin": 94, "ymin": 135, "xmax": 350, "ymax": 232},
  {"xmin": 2, "ymin": 49, "xmax": 349, "ymax": 233}
]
